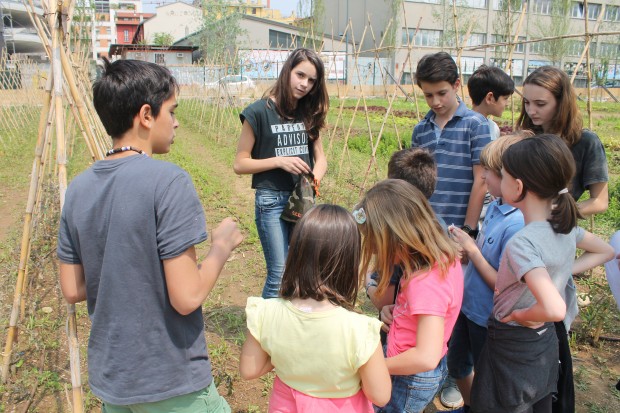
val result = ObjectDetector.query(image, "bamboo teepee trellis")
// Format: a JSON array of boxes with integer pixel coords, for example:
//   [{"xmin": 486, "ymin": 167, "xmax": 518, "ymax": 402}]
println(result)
[{"xmin": 1, "ymin": 1, "xmax": 108, "ymax": 412}]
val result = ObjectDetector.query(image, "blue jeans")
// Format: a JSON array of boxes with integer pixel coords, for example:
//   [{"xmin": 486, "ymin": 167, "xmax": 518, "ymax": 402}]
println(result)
[
  {"xmin": 376, "ymin": 355, "xmax": 448, "ymax": 413},
  {"xmin": 447, "ymin": 311, "xmax": 488, "ymax": 379},
  {"xmin": 255, "ymin": 188, "xmax": 293, "ymax": 299}
]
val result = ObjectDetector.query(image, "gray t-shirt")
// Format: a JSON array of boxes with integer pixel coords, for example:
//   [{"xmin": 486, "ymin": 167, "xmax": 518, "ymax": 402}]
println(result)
[
  {"xmin": 493, "ymin": 221, "xmax": 585, "ymax": 324},
  {"xmin": 57, "ymin": 155, "xmax": 211, "ymax": 405}
]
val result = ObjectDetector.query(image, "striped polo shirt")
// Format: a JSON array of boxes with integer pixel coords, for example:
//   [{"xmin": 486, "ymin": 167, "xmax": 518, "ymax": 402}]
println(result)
[{"xmin": 411, "ymin": 100, "xmax": 491, "ymax": 227}]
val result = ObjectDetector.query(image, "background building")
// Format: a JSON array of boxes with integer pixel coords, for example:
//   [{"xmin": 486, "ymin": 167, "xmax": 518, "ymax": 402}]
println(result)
[{"xmin": 319, "ymin": 0, "xmax": 620, "ymax": 87}]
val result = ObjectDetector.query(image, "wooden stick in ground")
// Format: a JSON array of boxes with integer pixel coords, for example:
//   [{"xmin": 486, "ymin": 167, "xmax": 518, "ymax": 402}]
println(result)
[
  {"xmin": 0, "ymin": 63, "xmax": 55, "ymax": 384},
  {"xmin": 569, "ymin": 4, "xmax": 605, "ymax": 85},
  {"xmin": 19, "ymin": 72, "xmax": 55, "ymax": 321},
  {"xmin": 48, "ymin": 0, "xmax": 84, "ymax": 408}
]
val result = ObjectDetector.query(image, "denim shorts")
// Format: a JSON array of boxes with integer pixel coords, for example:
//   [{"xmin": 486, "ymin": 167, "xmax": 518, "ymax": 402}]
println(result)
[{"xmin": 375, "ymin": 355, "xmax": 448, "ymax": 413}]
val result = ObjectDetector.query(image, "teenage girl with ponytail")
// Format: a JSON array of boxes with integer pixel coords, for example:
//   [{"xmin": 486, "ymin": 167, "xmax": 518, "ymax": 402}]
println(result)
[{"xmin": 470, "ymin": 134, "xmax": 613, "ymax": 413}]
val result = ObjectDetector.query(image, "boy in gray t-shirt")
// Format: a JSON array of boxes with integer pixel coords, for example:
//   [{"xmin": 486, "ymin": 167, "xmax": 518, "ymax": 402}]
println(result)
[{"xmin": 57, "ymin": 59, "xmax": 242, "ymax": 411}]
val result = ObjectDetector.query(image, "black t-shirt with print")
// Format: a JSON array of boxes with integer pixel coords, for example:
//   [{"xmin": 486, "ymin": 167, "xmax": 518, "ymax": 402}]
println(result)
[
  {"xmin": 240, "ymin": 98, "xmax": 314, "ymax": 191},
  {"xmin": 570, "ymin": 129, "xmax": 608, "ymax": 201}
]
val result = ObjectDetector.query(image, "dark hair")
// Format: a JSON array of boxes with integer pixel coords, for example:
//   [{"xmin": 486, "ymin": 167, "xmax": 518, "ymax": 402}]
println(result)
[
  {"xmin": 502, "ymin": 134, "xmax": 582, "ymax": 234},
  {"xmin": 387, "ymin": 148, "xmax": 437, "ymax": 199},
  {"xmin": 93, "ymin": 58, "xmax": 179, "ymax": 138},
  {"xmin": 280, "ymin": 204, "xmax": 361, "ymax": 310},
  {"xmin": 467, "ymin": 65, "xmax": 515, "ymax": 105},
  {"xmin": 265, "ymin": 48, "xmax": 329, "ymax": 140},
  {"xmin": 516, "ymin": 66, "xmax": 582, "ymax": 147},
  {"xmin": 415, "ymin": 52, "xmax": 459, "ymax": 86}
]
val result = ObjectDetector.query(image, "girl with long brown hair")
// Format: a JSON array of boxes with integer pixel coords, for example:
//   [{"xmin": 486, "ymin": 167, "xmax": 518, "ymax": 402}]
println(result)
[
  {"xmin": 233, "ymin": 48, "xmax": 329, "ymax": 299},
  {"xmin": 516, "ymin": 66, "xmax": 608, "ymax": 216}
]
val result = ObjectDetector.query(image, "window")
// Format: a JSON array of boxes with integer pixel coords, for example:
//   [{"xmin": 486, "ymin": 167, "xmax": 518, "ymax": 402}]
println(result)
[
  {"xmin": 530, "ymin": 40, "xmax": 553, "ymax": 55},
  {"xmin": 467, "ymin": 33, "xmax": 486, "ymax": 47},
  {"xmin": 566, "ymin": 40, "xmax": 585, "ymax": 56},
  {"xmin": 571, "ymin": 2, "xmax": 603, "ymax": 19},
  {"xmin": 493, "ymin": 0, "xmax": 526, "ymax": 11},
  {"xmin": 531, "ymin": 0, "xmax": 552, "ymax": 14},
  {"xmin": 269, "ymin": 29, "xmax": 300, "ymax": 49},
  {"xmin": 123, "ymin": 30, "xmax": 129, "ymax": 42},
  {"xmin": 571, "ymin": 2, "xmax": 584, "ymax": 18},
  {"xmin": 450, "ymin": 0, "xmax": 488, "ymax": 8},
  {"xmin": 404, "ymin": 0, "xmax": 441, "ymax": 4},
  {"xmin": 605, "ymin": 5, "xmax": 620, "ymax": 22},
  {"xmin": 402, "ymin": 28, "xmax": 442, "ymax": 46},
  {"xmin": 155, "ymin": 53, "xmax": 165, "ymax": 64},
  {"xmin": 587, "ymin": 3, "xmax": 602, "ymax": 19},
  {"xmin": 598, "ymin": 43, "xmax": 619, "ymax": 58},
  {"xmin": 95, "ymin": 0, "xmax": 109, "ymax": 13},
  {"xmin": 491, "ymin": 35, "xmax": 525, "ymax": 53}
]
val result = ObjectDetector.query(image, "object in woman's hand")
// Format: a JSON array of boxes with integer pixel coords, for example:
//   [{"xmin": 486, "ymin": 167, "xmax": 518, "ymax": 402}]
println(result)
[{"xmin": 280, "ymin": 173, "xmax": 316, "ymax": 223}]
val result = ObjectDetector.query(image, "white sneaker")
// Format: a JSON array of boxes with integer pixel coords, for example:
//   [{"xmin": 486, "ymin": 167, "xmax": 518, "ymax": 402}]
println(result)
[{"xmin": 440, "ymin": 375, "xmax": 464, "ymax": 408}]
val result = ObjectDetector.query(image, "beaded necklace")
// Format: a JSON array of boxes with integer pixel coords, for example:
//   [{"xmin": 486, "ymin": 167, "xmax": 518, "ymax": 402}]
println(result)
[{"xmin": 105, "ymin": 146, "xmax": 146, "ymax": 157}]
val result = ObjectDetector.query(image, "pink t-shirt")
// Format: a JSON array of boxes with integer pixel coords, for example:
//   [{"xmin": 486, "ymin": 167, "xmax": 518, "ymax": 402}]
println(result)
[{"xmin": 386, "ymin": 261, "xmax": 464, "ymax": 358}]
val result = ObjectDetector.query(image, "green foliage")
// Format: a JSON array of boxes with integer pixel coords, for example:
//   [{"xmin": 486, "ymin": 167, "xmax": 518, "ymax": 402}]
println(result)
[
  {"xmin": 152, "ymin": 32, "xmax": 175, "ymax": 47},
  {"xmin": 199, "ymin": 0, "xmax": 246, "ymax": 64},
  {"xmin": 595, "ymin": 178, "xmax": 620, "ymax": 233},
  {"xmin": 530, "ymin": 0, "xmax": 572, "ymax": 65}
]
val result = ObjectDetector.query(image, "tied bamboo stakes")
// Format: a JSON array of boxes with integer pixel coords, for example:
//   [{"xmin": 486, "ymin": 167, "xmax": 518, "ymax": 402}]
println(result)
[{"xmin": 2, "ymin": 0, "xmax": 105, "ymax": 411}]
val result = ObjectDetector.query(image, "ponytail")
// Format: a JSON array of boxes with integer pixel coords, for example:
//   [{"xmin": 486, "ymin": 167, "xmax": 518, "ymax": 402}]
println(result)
[
  {"xmin": 550, "ymin": 189, "xmax": 582, "ymax": 234},
  {"xmin": 502, "ymin": 134, "xmax": 580, "ymax": 235}
]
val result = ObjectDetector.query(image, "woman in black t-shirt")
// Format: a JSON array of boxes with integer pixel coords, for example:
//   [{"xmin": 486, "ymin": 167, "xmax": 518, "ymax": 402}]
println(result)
[
  {"xmin": 233, "ymin": 48, "xmax": 329, "ymax": 299},
  {"xmin": 516, "ymin": 66, "xmax": 609, "ymax": 413},
  {"xmin": 517, "ymin": 66, "xmax": 608, "ymax": 216}
]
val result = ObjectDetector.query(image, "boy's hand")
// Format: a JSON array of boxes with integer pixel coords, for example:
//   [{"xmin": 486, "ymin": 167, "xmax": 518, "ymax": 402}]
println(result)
[
  {"xmin": 449, "ymin": 226, "xmax": 478, "ymax": 256},
  {"xmin": 380, "ymin": 304, "xmax": 395, "ymax": 333},
  {"xmin": 211, "ymin": 218, "xmax": 244, "ymax": 254}
]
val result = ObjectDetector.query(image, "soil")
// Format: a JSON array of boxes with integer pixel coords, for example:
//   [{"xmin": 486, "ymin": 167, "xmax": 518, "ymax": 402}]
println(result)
[{"xmin": 1, "ymin": 127, "xmax": 619, "ymax": 413}]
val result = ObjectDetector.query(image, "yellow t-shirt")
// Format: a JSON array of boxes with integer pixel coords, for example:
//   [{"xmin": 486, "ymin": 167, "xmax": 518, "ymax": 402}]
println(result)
[{"xmin": 245, "ymin": 297, "xmax": 382, "ymax": 398}]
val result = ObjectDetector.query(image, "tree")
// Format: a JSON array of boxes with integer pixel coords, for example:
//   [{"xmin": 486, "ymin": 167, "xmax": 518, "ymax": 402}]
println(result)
[
  {"xmin": 199, "ymin": 0, "xmax": 246, "ymax": 64},
  {"xmin": 295, "ymin": 0, "xmax": 325, "ymax": 50},
  {"xmin": 492, "ymin": 0, "xmax": 525, "ymax": 64},
  {"xmin": 153, "ymin": 32, "xmax": 175, "ymax": 47},
  {"xmin": 530, "ymin": 0, "xmax": 572, "ymax": 66}
]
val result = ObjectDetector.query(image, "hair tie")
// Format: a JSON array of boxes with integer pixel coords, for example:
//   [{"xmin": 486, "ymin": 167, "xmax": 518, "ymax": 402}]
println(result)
[
  {"xmin": 352, "ymin": 208, "xmax": 366, "ymax": 224},
  {"xmin": 558, "ymin": 188, "xmax": 568, "ymax": 195}
]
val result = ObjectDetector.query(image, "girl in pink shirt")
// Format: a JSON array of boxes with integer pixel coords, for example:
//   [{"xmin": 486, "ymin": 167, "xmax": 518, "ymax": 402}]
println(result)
[{"xmin": 355, "ymin": 179, "xmax": 464, "ymax": 413}]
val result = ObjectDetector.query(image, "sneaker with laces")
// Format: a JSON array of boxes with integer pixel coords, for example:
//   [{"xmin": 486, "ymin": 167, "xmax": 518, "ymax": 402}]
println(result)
[{"xmin": 440, "ymin": 375, "xmax": 464, "ymax": 408}]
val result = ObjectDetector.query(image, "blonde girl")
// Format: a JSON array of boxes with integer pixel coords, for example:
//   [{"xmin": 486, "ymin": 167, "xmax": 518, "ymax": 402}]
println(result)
[
  {"xmin": 233, "ymin": 48, "xmax": 329, "ymax": 299},
  {"xmin": 356, "ymin": 179, "xmax": 463, "ymax": 413}
]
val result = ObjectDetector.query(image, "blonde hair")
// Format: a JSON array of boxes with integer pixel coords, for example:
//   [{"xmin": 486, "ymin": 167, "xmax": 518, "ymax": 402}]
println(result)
[
  {"xmin": 479, "ymin": 131, "xmax": 532, "ymax": 175},
  {"xmin": 357, "ymin": 179, "xmax": 458, "ymax": 296}
]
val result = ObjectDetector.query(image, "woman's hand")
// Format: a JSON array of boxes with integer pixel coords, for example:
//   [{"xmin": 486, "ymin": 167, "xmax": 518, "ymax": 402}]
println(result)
[{"xmin": 275, "ymin": 156, "xmax": 311, "ymax": 175}]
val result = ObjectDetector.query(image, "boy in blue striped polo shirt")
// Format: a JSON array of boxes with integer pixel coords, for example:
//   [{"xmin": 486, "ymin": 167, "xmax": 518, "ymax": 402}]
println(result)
[
  {"xmin": 411, "ymin": 52, "xmax": 491, "ymax": 236},
  {"xmin": 410, "ymin": 52, "xmax": 492, "ymax": 410}
]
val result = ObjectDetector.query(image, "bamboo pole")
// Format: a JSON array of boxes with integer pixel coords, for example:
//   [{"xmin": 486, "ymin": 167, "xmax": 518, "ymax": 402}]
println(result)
[
  {"xmin": 570, "ymin": 5, "xmax": 605, "ymax": 85},
  {"xmin": 46, "ymin": 0, "xmax": 85, "ymax": 409}
]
